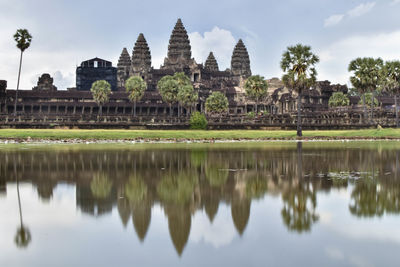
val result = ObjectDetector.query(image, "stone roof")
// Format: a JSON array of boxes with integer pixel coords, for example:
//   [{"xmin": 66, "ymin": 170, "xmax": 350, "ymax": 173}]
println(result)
[
  {"xmin": 204, "ymin": 52, "xmax": 219, "ymax": 71},
  {"xmin": 166, "ymin": 18, "xmax": 191, "ymax": 64},
  {"xmin": 231, "ymin": 39, "xmax": 251, "ymax": 77},
  {"xmin": 117, "ymin": 48, "xmax": 131, "ymax": 70}
]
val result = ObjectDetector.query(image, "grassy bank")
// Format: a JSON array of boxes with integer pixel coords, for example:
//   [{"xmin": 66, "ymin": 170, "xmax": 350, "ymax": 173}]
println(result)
[{"xmin": 0, "ymin": 128, "xmax": 399, "ymax": 141}]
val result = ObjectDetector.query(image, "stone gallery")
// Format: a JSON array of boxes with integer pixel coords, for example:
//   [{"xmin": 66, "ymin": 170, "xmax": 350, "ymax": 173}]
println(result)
[{"xmin": 0, "ymin": 19, "xmax": 396, "ymax": 128}]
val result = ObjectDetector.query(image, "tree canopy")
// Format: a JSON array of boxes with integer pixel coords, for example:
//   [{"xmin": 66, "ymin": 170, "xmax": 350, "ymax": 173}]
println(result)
[
  {"xmin": 205, "ymin": 91, "xmax": 229, "ymax": 114},
  {"xmin": 90, "ymin": 80, "xmax": 111, "ymax": 106},
  {"xmin": 379, "ymin": 60, "xmax": 400, "ymax": 94},
  {"xmin": 329, "ymin": 92, "xmax": 350, "ymax": 107},
  {"xmin": 125, "ymin": 76, "xmax": 147, "ymax": 103},
  {"xmin": 348, "ymin": 57, "xmax": 383, "ymax": 95},
  {"xmin": 157, "ymin": 75, "xmax": 179, "ymax": 105},
  {"xmin": 14, "ymin": 29, "xmax": 32, "ymax": 52},
  {"xmin": 244, "ymin": 75, "xmax": 268, "ymax": 110},
  {"xmin": 177, "ymin": 84, "xmax": 198, "ymax": 109}
]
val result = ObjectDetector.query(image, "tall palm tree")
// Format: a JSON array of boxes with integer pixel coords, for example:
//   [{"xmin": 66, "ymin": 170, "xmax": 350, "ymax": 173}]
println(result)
[
  {"xmin": 380, "ymin": 60, "xmax": 400, "ymax": 128},
  {"xmin": 13, "ymin": 29, "xmax": 32, "ymax": 116},
  {"xmin": 125, "ymin": 76, "xmax": 147, "ymax": 116},
  {"xmin": 348, "ymin": 57, "xmax": 383, "ymax": 123},
  {"xmin": 90, "ymin": 80, "xmax": 111, "ymax": 116},
  {"xmin": 157, "ymin": 75, "xmax": 179, "ymax": 117},
  {"xmin": 280, "ymin": 44, "xmax": 319, "ymax": 137}
]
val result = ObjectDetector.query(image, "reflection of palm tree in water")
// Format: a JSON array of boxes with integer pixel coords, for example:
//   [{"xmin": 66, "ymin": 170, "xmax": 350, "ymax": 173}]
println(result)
[
  {"xmin": 281, "ymin": 142, "xmax": 319, "ymax": 233},
  {"xmin": 15, "ymin": 177, "xmax": 31, "ymax": 248}
]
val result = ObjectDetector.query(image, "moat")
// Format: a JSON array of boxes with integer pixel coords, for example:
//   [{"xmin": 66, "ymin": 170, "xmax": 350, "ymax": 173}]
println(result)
[{"xmin": 1, "ymin": 142, "xmax": 400, "ymax": 267}]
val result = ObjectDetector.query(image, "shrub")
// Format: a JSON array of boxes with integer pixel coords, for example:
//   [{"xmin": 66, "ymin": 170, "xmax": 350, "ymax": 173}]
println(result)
[{"xmin": 190, "ymin": 111, "xmax": 207, "ymax": 129}]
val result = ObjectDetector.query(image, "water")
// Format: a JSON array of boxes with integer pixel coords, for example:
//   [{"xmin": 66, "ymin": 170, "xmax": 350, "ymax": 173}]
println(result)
[{"xmin": 1, "ymin": 141, "xmax": 400, "ymax": 267}]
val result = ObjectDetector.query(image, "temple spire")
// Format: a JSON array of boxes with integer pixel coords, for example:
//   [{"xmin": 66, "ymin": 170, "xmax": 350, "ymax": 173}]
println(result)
[
  {"xmin": 162, "ymin": 18, "xmax": 193, "ymax": 70},
  {"xmin": 130, "ymin": 33, "xmax": 152, "ymax": 77},
  {"xmin": 117, "ymin": 47, "xmax": 131, "ymax": 88},
  {"xmin": 231, "ymin": 39, "xmax": 251, "ymax": 77},
  {"xmin": 204, "ymin": 52, "xmax": 219, "ymax": 72}
]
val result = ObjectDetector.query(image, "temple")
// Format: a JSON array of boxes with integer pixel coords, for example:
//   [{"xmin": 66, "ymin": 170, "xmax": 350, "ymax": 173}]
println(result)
[{"xmin": 0, "ymin": 18, "xmax": 397, "ymax": 128}]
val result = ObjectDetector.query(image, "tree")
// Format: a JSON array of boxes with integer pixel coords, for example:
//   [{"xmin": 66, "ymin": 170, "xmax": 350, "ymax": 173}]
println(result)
[
  {"xmin": 280, "ymin": 44, "xmax": 319, "ymax": 137},
  {"xmin": 173, "ymin": 72, "xmax": 192, "ymax": 117},
  {"xmin": 358, "ymin": 93, "xmax": 378, "ymax": 108},
  {"xmin": 177, "ymin": 84, "xmax": 198, "ymax": 116},
  {"xmin": 244, "ymin": 75, "xmax": 268, "ymax": 114},
  {"xmin": 90, "ymin": 80, "xmax": 111, "ymax": 116},
  {"xmin": 328, "ymin": 92, "xmax": 350, "ymax": 107},
  {"xmin": 205, "ymin": 91, "xmax": 229, "ymax": 115},
  {"xmin": 348, "ymin": 57, "xmax": 383, "ymax": 123},
  {"xmin": 13, "ymin": 29, "xmax": 32, "ymax": 116},
  {"xmin": 379, "ymin": 60, "xmax": 400, "ymax": 128},
  {"xmin": 14, "ymin": 177, "xmax": 31, "ymax": 249},
  {"xmin": 125, "ymin": 76, "xmax": 147, "ymax": 116},
  {"xmin": 157, "ymin": 75, "xmax": 179, "ymax": 116}
]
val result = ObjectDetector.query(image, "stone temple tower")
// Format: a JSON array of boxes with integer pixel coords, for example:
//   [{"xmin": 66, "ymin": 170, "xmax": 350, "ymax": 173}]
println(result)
[
  {"xmin": 231, "ymin": 39, "xmax": 251, "ymax": 77},
  {"xmin": 204, "ymin": 52, "xmax": 219, "ymax": 72},
  {"xmin": 130, "ymin": 33, "xmax": 152, "ymax": 79},
  {"xmin": 162, "ymin": 18, "xmax": 194, "ymax": 71},
  {"xmin": 117, "ymin": 48, "xmax": 131, "ymax": 88}
]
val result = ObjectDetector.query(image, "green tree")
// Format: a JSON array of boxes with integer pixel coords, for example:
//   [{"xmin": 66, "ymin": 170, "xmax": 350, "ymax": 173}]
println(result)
[
  {"xmin": 174, "ymin": 72, "xmax": 193, "ymax": 117},
  {"xmin": 244, "ymin": 75, "xmax": 269, "ymax": 114},
  {"xmin": 348, "ymin": 57, "xmax": 383, "ymax": 122},
  {"xmin": 90, "ymin": 173, "xmax": 112, "ymax": 199},
  {"xmin": 177, "ymin": 85, "xmax": 198, "ymax": 116},
  {"xmin": 90, "ymin": 80, "xmax": 111, "ymax": 115},
  {"xmin": 379, "ymin": 60, "xmax": 400, "ymax": 128},
  {"xmin": 280, "ymin": 44, "xmax": 319, "ymax": 137},
  {"xmin": 328, "ymin": 92, "xmax": 350, "ymax": 107},
  {"xmin": 157, "ymin": 75, "xmax": 179, "ymax": 116},
  {"xmin": 205, "ymin": 91, "xmax": 229, "ymax": 115},
  {"xmin": 358, "ymin": 93, "xmax": 378, "ymax": 108},
  {"xmin": 13, "ymin": 29, "xmax": 32, "ymax": 116},
  {"xmin": 125, "ymin": 76, "xmax": 147, "ymax": 116},
  {"xmin": 189, "ymin": 111, "xmax": 207, "ymax": 129}
]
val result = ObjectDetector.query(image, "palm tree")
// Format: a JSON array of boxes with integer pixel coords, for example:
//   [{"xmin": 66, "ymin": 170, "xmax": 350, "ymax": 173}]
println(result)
[
  {"xmin": 244, "ymin": 75, "xmax": 268, "ymax": 114},
  {"xmin": 14, "ymin": 177, "xmax": 31, "ymax": 248},
  {"xmin": 177, "ymin": 84, "xmax": 198, "ymax": 116},
  {"xmin": 125, "ymin": 76, "xmax": 147, "ymax": 116},
  {"xmin": 280, "ymin": 44, "xmax": 319, "ymax": 137},
  {"xmin": 348, "ymin": 57, "xmax": 383, "ymax": 123},
  {"xmin": 173, "ymin": 72, "xmax": 192, "ymax": 117},
  {"xmin": 13, "ymin": 29, "xmax": 32, "ymax": 116},
  {"xmin": 157, "ymin": 76, "xmax": 179, "ymax": 117},
  {"xmin": 205, "ymin": 91, "xmax": 229, "ymax": 116},
  {"xmin": 380, "ymin": 60, "xmax": 400, "ymax": 128},
  {"xmin": 90, "ymin": 80, "xmax": 111, "ymax": 116}
]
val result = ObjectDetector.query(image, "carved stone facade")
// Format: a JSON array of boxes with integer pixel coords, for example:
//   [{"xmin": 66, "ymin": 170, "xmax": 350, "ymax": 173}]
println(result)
[
  {"xmin": 32, "ymin": 73, "xmax": 57, "ymax": 91},
  {"xmin": 117, "ymin": 48, "xmax": 131, "ymax": 88},
  {"xmin": 204, "ymin": 52, "xmax": 219, "ymax": 72},
  {"xmin": 130, "ymin": 33, "xmax": 152, "ymax": 79},
  {"xmin": 76, "ymin": 57, "xmax": 118, "ymax": 91},
  {"xmin": 231, "ymin": 39, "xmax": 251, "ymax": 77}
]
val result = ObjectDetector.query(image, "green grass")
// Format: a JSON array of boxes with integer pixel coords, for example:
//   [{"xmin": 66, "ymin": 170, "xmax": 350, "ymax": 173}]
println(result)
[{"xmin": 0, "ymin": 128, "xmax": 399, "ymax": 140}]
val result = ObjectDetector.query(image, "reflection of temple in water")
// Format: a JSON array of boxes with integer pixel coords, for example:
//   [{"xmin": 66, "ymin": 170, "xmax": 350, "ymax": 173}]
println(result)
[{"xmin": 1, "ymin": 144, "xmax": 399, "ymax": 255}]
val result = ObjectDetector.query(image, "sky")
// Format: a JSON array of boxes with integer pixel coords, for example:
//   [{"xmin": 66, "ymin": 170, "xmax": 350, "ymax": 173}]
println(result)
[{"xmin": 1, "ymin": 0, "xmax": 400, "ymax": 90}]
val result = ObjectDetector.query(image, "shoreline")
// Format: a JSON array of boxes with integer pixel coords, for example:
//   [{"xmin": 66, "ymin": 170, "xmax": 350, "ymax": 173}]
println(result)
[{"xmin": 1, "ymin": 136, "xmax": 400, "ymax": 144}]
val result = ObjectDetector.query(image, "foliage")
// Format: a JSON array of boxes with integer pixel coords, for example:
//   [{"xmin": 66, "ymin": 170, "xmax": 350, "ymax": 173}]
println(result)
[
  {"xmin": 205, "ymin": 164, "xmax": 229, "ymax": 187},
  {"xmin": 328, "ymin": 92, "xmax": 350, "ymax": 107},
  {"xmin": 14, "ymin": 226, "xmax": 31, "ymax": 248},
  {"xmin": 173, "ymin": 72, "xmax": 191, "ymax": 87},
  {"xmin": 205, "ymin": 91, "xmax": 229, "ymax": 114},
  {"xmin": 348, "ymin": 57, "xmax": 383, "ymax": 95},
  {"xmin": 379, "ymin": 60, "xmax": 400, "ymax": 94},
  {"xmin": 157, "ymin": 172, "xmax": 198, "ymax": 205},
  {"xmin": 246, "ymin": 175, "xmax": 268, "ymax": 199},
  {"xmin": 189, "ymin": 111, "xmax": 207, "ymax": 129},
  {"xmin": 14, "ymin": 29, "xmax": 32, "ymax": 52},
  {"xmin": 125, "ymin": 76, "xmax": 147, "ymax": 103},
  {"xmin": 125, "ymin": 175, "xmax": 148, "ymax": 204},
  {"xmin": 178, "ymin": 84, "xmax": 198, "ymax": 109},
  {"xmin": 246, "ymin": 111, "xmax": 256, "ymax": 119},
  {"xmin": 244, "ymin": 75, "xmax": 268, "ymax": 103},
  {"xmin": 157, "ymin": 75, "xmax": 179, "ymax": 105},
  {"xmin": 280, "ymin": 44, "xmax": 319, "ymax": 93},
  {"xmin": 90, "ymin": 80, "xmax": 111, "ymax": 106},
  {"xmin": 358, "ymin": 93, "xmax": 379, "ymax": 107},
  {"xmin": 90, "ymin": 173, "xmax": 112, "ymax": 199}
]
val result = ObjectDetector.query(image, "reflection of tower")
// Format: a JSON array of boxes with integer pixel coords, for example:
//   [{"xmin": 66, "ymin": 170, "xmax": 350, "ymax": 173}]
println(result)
[
  {"xmin": 165, "ymin": 206, "xmax": 191, "ymax": 256},
  {"xmin": 204, "ymin": 195, "xmax": 219, "ymax": 223},
  {"xmin": 231, "ymin": 198, "xmax": 251, "ymax": 235},
  {"xmin": 0, "ymin": 179, "xmax": 6, "ymax": 196},
  {"xmin": 132, "ymin": 202, "xmax": 151, "ymax": 242},
  {"xmin": 117, "ymin": 197, "xmax": 131, "ymax": 228},
  {"xmin": 36, "ymin": 181, "xmax": 56, "ymax": 201}
]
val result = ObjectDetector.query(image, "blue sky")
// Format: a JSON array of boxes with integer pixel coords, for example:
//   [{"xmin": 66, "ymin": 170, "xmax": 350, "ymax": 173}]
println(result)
[{"xmin": 1, "ymin": 0, "xmax": 400, "ymax": 89}]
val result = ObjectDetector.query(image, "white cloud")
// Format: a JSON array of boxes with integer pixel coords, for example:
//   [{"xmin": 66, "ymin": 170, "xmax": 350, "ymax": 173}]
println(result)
[
  {"xmin": 324, "ymin": 14, "xmax": 345, "ymax": 27},
  {"xmin": 189, "ymin": 27, "xmax": 236, "ymax": 70},
  {"xmin": 323, "ymin": 2, "xmax": 376, "ymax": 27},
  {"xmin": 317, "ymin": 30, "xmax": 400, "ymax": 84},
  {"xmin": 347, "ymin": 2, "xmax": 376, "ymax": 17}
]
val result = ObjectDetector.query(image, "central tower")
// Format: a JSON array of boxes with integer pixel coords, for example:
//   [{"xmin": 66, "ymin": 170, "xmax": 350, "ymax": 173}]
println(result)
[{"xmin": 162, "ymin": 18, "xmax": 194, "ymax": 71}]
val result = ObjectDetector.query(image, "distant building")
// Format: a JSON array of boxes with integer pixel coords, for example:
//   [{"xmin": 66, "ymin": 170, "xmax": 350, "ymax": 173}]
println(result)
[{"xmin": 76, "ymin": 58, "xmax": 117, "ymax": 91}]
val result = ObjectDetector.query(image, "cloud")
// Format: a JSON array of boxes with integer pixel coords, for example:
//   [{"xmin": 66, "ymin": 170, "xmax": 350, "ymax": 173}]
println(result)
[
  {"xmin": 347, "ymin": 2, "xmax": 376, "ymax": 17},
  {"xmin": 189, "ymin": 27, "xmax": 236, "ymax": 70},
  {"xmin": 323, "ymin": 2, "xmax": 376, "ymax": 27},
  {"xmin": 324, "ymin": 14, "xmax": 345, "ymax": 27},
  {"xmin": 317, "ymin": 30, "xmax": 400, "ymax": 84}
]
